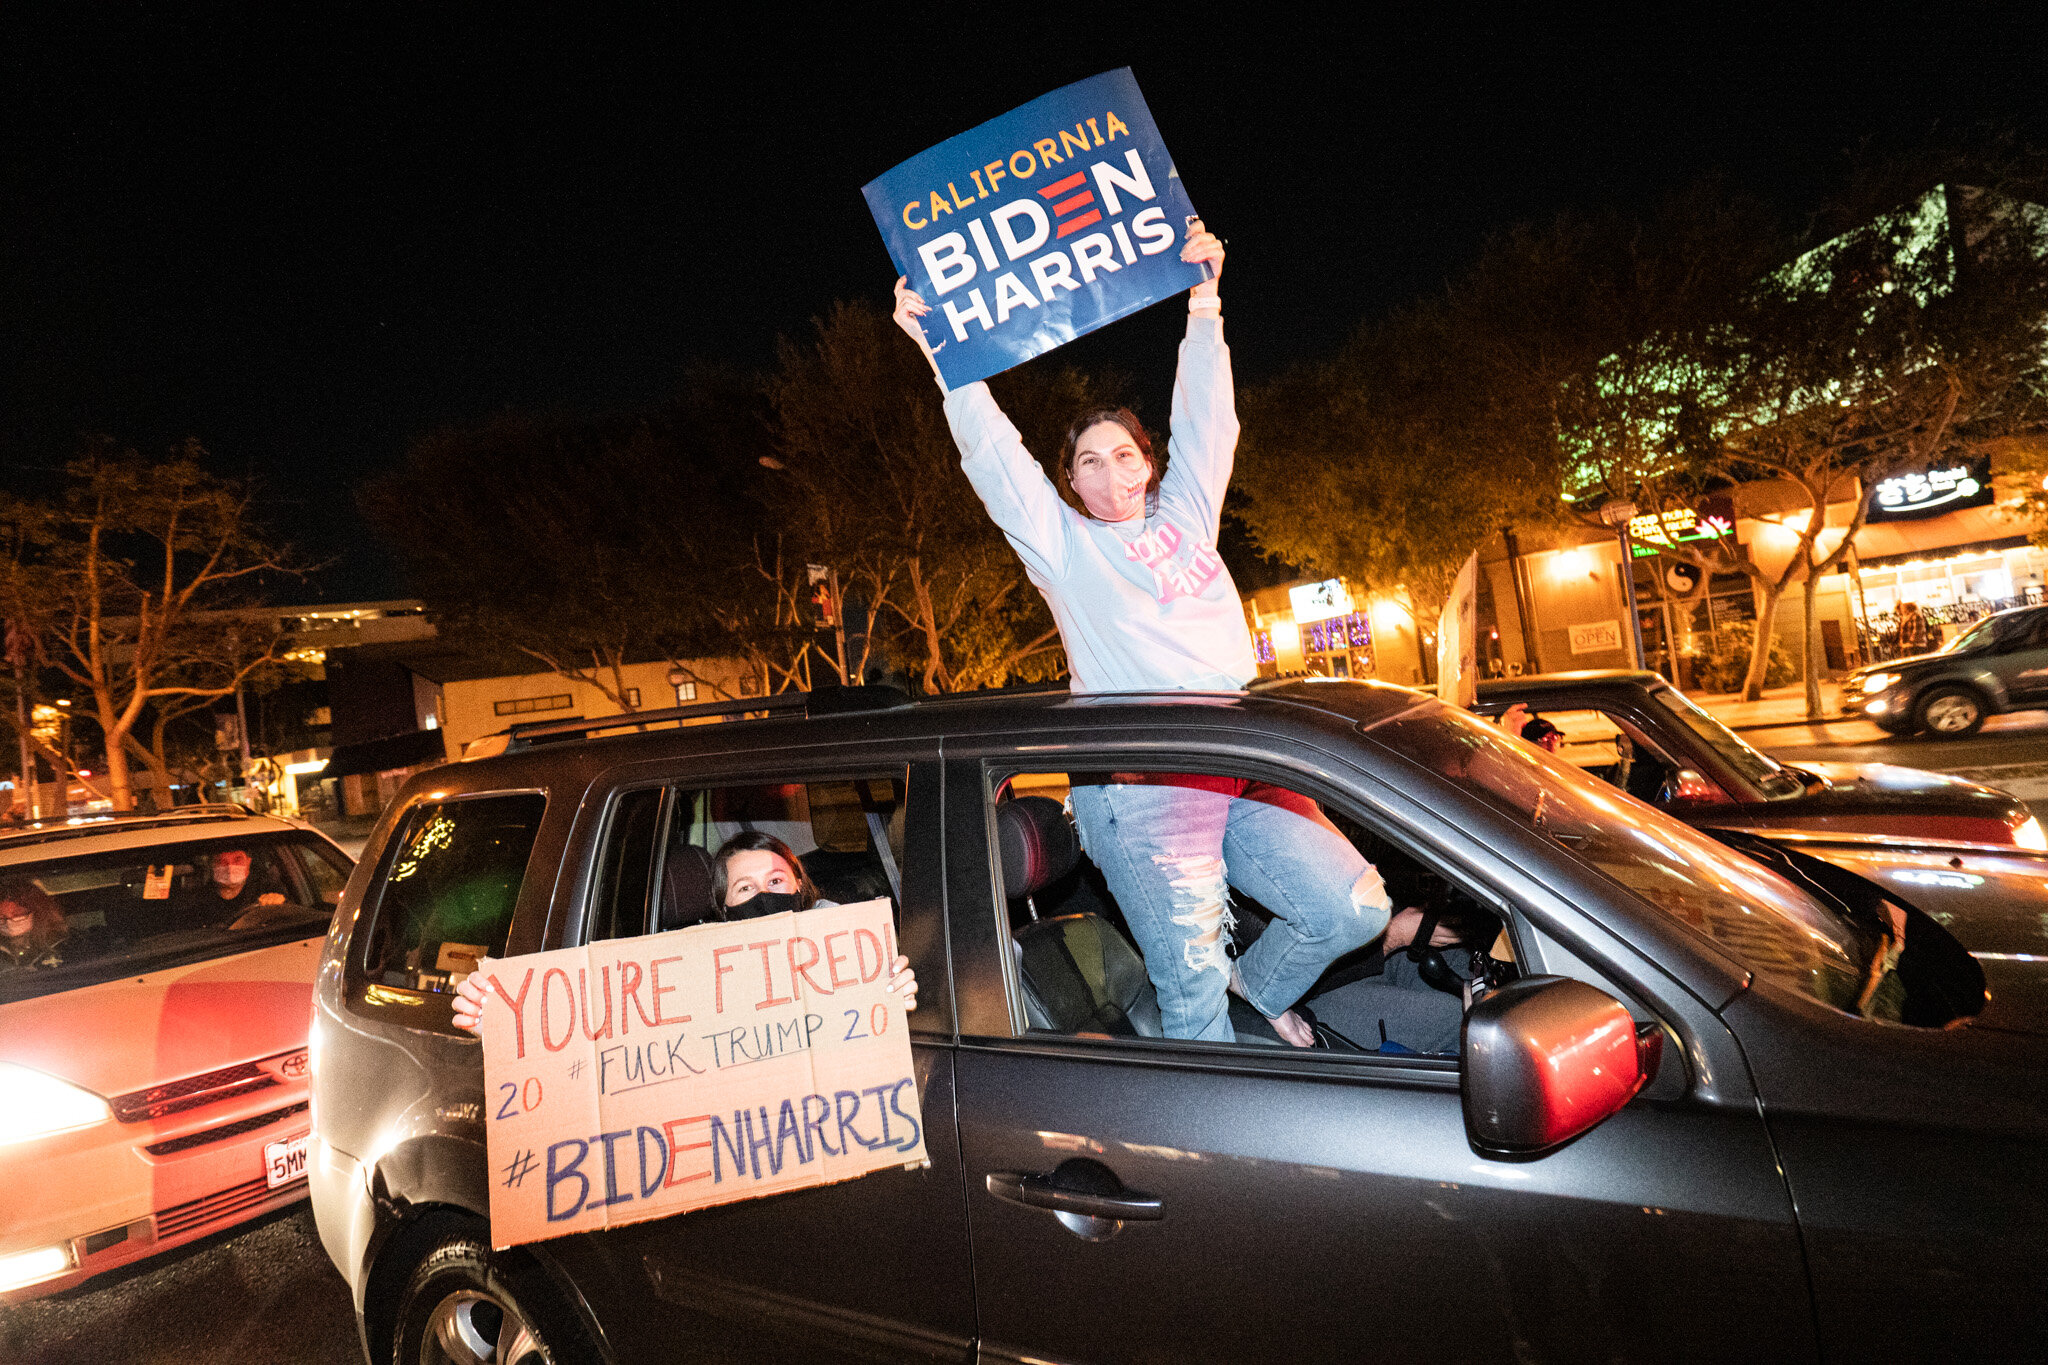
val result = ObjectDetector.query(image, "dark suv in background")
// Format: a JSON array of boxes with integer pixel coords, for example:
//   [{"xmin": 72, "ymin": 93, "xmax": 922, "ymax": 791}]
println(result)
[
  {"xmin": 1476, "ymin": 670, "xmax": 2044, "ymax": 848},
  {"xmin": 1843, "ymin": 602, "xmax": 2048, "ymax": 736},
  {"xmin": 309, "ymin": 681, "xmax": 2047, "ymax": 1365}
]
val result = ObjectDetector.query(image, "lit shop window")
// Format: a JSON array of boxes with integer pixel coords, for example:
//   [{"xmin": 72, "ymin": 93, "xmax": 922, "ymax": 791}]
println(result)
[{"xmin": 493, "ymin": 694, "xmax": 573, "ymax": 717}]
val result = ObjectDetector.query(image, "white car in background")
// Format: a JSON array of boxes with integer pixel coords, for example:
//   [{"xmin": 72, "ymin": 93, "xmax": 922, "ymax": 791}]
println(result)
[{"xmin": 0, "ymin": 807, "xmax": 352, "ymax": 1301}]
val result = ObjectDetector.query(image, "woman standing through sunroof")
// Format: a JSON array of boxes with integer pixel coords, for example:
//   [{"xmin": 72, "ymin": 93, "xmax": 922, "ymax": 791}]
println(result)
[{"xmin": 890, "ymin": 221, "xmax": 1401, "ymax": 1045}]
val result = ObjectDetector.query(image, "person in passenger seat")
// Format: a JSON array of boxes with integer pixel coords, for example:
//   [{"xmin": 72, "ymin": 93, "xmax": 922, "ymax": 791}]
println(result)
[
  {"xmin": 451, "ymin": 832, "xmax": 916, "ymax": 1030},
  {"xmin": 0, "ymin": 877, "xmax": 68, "ymax": 972},
  {"xmin": 893, "ymin": 224, "xmax": 1395, "ymax": 1047}
]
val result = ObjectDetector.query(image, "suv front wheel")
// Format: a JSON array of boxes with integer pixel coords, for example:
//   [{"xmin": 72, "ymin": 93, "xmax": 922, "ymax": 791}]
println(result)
[
  {"xmin": 394, "ymin": 1230, "xmax": 598, "ymax": 1365},
  {"xmin": 1916, "ymin": 685, "xmax": 1988, "ymax": 738}
]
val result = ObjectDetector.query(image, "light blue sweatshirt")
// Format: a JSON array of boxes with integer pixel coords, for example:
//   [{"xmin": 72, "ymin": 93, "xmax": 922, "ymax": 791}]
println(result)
[{"xmin": 943, "ymin": 315, "xmax": 1256, "ymax": 694}]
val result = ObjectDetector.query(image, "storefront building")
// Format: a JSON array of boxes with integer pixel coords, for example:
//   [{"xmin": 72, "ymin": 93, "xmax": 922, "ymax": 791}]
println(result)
[
  {"xmin": 1241, "ymin": 459, "xmax": 2045, "ymax": 695},
  {"xmin": 1243, "ymin": 578, "xmax": 1435, "ymax": 687},
  {"xmin": 1485, "ymin": 460, "xmax": 2045, "ymax": 692}
]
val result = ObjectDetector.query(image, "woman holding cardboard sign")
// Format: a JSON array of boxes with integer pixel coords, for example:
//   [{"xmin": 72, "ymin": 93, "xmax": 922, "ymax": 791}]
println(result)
[
  {"xmin": 892, "ymin": 222, "xmax": 1408, "ymax": 1046},
  {"xmin": 452, "ymin": 833, "xmax": 915, "ymax": 1031}
]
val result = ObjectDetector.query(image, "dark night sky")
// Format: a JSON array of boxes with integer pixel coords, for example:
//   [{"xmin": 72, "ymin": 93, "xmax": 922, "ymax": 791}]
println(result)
[{"xmin": 6, "ymin": 8, "xmax": 2046, "ymax": 600}]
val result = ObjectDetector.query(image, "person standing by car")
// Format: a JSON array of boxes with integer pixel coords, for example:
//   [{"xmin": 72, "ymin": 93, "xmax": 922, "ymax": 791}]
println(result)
[
  {"xmin": 1896, "ymin": 600, "xmax": 1930, "ymax": 655},
  {"xmin": 0, "ymin": 877, "xmax": 68, "ymax": 972},
  {"xmin": 890, "ymin": 223, "xmax": 1393, "ymax": 1046}
]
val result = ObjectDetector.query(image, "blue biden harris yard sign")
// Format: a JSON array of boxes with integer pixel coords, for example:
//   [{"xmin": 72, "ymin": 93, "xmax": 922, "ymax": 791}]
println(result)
[{"xmin": 863, "ymin": 69, "xmax": 1207, "ymax": 389}]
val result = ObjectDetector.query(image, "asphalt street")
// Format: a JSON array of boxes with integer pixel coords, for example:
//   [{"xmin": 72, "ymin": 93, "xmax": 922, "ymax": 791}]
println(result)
[
  {"xmin": 6, "ymin": 715, "xmax": 2043, "ymax": 1365},
  {"xmin": 0, "ymin": 1205, "xmax": 360, "ymax": 1365}
]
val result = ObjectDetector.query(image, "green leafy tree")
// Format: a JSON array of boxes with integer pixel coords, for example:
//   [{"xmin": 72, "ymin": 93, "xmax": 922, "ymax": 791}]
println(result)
[
  {"xmin": 1477, "ymin": 168, "xmax": 2048, "ymax": 712},
  {"xmin": 1494, "ymin": 186, "xmax": 1789, "ymax": 693},
  {"xmin": 1706, "ymin": 177, "xmax": 2048, "ymax": 710},
  {"xmin": 1233, "ymin": 290, "xmax": 1563, "ymax": 638}
]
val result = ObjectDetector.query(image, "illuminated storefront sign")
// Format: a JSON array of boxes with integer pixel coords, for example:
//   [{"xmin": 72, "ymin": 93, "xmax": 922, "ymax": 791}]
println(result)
[
  {"xmin": 1626, "ymin": 496, "xmax": 1735, "ymax": 558},
  {"xmin": 1867, "ymin": 460, "xmax": 1993, "ymax": 521},
  {"xmin": 1289, "ymin": 578, "xmax": 1355, "ymax": 623},
  {"xmin": 1569, "ymin": 620, "xmax": 1623, "ymax": 655},
  {"xmin": 1298, "ymin": 611, "xmax": 1372, "ymax": 656}
]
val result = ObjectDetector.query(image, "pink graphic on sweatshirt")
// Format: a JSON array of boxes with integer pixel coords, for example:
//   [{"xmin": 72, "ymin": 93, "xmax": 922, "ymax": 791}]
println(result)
[{"xmin": 1123, "ymin": 520, "xmax": 1225, "ymax": 603}]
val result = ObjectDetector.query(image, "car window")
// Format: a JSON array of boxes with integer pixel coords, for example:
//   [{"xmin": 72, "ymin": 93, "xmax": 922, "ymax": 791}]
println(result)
[
  {"xmin": 588, "ymin": 786, "xmax": 663, "ymax": 941},
  {"xmin": 1649, "ymin": 685, "xmax": 1803, "ymax": 798},
  {"xmin": 584, "ymin": 772, "xmax": 910, "ymax": 940},
  {"xmin": 1537, "ymin": 709, "xmax": 1626, "ymax": 770},
  {"xmin": 676, "ymin": 775, "xmax": 906, "ymax": 914},
  {"xmin": 986, "ymin": 768, "xmax": 1509, "ymax": 1057},
  {"xmin": 0, "ymin": 831, "xmax": 344, "ymax": 1002},
  {"xmin": 286, "ymin": 839, "xmax": 353, "ymax": 906},
  {"xmin": 359, "ymin": 793, "xmax": 547, "ymax": 995},
  {"xmin": 1942, "ymin": 615, "xmax": 1999, "ymax": 653},
  {"xmin": 1994, "ymin": 611, "xmax": 2048, "ymax": 651},
  {"xmin": 1508, "ymin": 707, "xmax": 1688, "ymax": 806},
  {"xmin": 1366, "ymin": 700, "xmax": 1967, "ymax": 1024}
]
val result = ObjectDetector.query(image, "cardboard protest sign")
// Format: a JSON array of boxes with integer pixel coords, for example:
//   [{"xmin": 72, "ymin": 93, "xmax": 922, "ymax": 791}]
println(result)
[
  {"xmin": 475, "ymin": 899, "xmax": 927, "ymax": 1247},
  {"xmin": 863, "ymin": 68, "xmax": 1207, "ymax": 389}
]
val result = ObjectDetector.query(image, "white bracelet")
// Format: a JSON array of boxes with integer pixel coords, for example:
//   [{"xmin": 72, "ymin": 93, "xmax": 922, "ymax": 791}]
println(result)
[{"xmin": 1189, "ymin": 295, "xmax": 1221, "ymax": 312}]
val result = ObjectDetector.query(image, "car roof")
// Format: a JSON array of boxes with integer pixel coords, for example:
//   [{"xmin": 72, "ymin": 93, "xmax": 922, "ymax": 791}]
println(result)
[
  {"xmin": 431, "ymin": 678, "xmax": 1438, "ymax": 797},
  {"xmin": 1475, "ymin": 670, "xmax": 1668, "ymax": 698},
  {"xmin": 0, "ymin": 808, "xmax": 308, "ymax": 867}
]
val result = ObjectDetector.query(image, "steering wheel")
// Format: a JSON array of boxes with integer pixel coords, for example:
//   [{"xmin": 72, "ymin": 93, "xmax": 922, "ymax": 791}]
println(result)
[
  {"xmin": 227, "ymin": 900, "xmax": 310, "ymax": 931},
  {"xmin": 1404, "ymin": 908, "xmax": 1472, "ymax": 998}
]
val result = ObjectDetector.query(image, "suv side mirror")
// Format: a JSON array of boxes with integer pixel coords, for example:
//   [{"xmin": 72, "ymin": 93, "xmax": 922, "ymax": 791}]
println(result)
[{"xmin": 1462, "ymin": 976, "xmax": 1662, "ymax": 1155}]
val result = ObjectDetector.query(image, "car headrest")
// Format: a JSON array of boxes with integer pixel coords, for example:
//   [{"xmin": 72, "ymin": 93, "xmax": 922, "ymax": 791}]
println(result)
[
  {"xmin": 660, "ymin": 844, "xmax": 720, "ymax": 931},
  {"xmin": 996, "ymin": 796, "xmax": 1078, "ymax": 900}
]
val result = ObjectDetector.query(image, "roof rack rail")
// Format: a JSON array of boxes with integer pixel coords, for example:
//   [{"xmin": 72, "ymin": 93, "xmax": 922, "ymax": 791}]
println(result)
[
  {"xmin": 0, "ymin": 803, "xmax": 264, "ymax": 850},
  {"xmin": 469, "ymin": 684, "xmax": 914, "ymax": 757},
  {"xmin": 918, "ymin": 680, "xmax": 1072, "ymax": 703}
]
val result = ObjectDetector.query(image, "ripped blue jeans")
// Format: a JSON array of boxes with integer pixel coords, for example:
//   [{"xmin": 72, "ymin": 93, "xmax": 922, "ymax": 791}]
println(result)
[{"xmin": 1070, "ymin": 777, "xmax": 1392, "ymax": 1041}]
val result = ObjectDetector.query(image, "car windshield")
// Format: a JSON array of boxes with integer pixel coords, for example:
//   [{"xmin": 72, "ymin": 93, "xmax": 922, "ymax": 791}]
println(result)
[
  {"xmin": 1941, "ymin": 617, "xmax": 1997, "ymax": 653},
  {"xmin": 0, "ymin": 830, "xmax": 348, "ymax": 1003},
  {"xmin": 1941, "ymin": 610, "xmax": 2038, "ymax": 655},
  {"xmin": 1648, "ymin": 685, "xmax": 1805, "ymax": 799},
  {"xmin": 1365, "ymin": 701, "xmax": 1890, "ymax": 1018}
]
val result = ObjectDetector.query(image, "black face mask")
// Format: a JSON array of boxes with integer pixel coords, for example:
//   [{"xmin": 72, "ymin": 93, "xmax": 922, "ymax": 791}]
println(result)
[{"xmin": 724, "ymin": 891, "xmax": 805, "ymax": 921}]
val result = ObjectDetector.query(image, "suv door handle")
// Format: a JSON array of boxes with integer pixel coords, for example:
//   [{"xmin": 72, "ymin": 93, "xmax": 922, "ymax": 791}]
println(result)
[{"xmin": 985, "ymin": 1170, "xmax": 1163, "ymax": 1221}]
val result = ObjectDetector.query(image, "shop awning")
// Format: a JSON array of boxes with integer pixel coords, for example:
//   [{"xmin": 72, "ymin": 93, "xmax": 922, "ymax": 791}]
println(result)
[
  {"xmin": 319, "ymin": 727, "xmax": 448, "ymax": 781},
  {"xmin": 1854, "ymin": 535, "xmax": 2031, "ymax": 572}
]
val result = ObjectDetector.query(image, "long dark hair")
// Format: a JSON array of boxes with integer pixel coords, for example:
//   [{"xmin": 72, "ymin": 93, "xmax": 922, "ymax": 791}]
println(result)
[
  {"xmin": 711, "ymin": 831, "xmax": 821, "ymax": 911},
  {"xmin": 0, "ymin": 877, "xmax": 66, "ymax": 946},
  {"xmin": 1055, "ymin": 407, "xmax": 1161, "ymax": 517}
]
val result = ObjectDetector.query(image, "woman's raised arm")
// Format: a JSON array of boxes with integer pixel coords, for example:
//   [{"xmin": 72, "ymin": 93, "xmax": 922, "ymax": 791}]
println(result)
[
  {"xmin": 892, "ymin": 276, "xmax": 945, "ymax": 383},
  {"xmin": 1161, "ymin": 220, "xmax": 1238, "ymax": 535},
  {"xmin": 893, "ymin": 275, "xmax": 1073, "ymax": 581}
]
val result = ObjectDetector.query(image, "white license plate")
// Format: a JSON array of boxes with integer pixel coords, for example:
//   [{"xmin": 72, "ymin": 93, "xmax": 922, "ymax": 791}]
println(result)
[{"xmin": 265, "ymin": 1132, "xmax": 310, "ymax": 1189}]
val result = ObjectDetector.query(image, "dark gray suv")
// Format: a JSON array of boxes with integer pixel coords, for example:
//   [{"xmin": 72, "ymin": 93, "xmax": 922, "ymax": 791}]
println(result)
[
  {"xmin": 1843, "ymin": 602, "xmax": 2048, "ymax": 736},
  {"xmin": 309, "ymin": 680, "xmax": 2048, "ymax": 1364}
]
